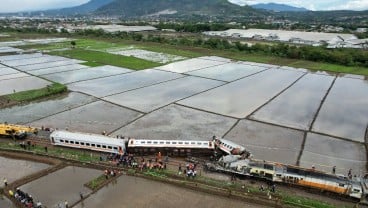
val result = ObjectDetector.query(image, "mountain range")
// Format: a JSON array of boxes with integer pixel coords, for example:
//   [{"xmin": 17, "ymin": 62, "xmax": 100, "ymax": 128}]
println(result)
[{"xmin": 251, "ymin": 3, "xmax": 309, "ymax": 12}]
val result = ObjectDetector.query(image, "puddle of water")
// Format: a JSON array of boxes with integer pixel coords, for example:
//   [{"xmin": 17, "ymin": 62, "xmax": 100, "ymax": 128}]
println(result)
[
  {"xmin": 104, "ymin": 76, "xmax": 224, "ymax": 113},
  {"xmin": 0, "ymin": 67, "xmax": 21, "ymax": 76},
  {"xmin": 179, "ymin": 68, "xmax": 304, "ymax": 118},
  {"xmin": 108, "ymin": 48, "xmax": 186, "ymax": 64},
  {"xmin": 0, "ymin": 72, "xmax": 29, "ymax": 81},
  {"xmin": 156, "ymin": 57, "xmax": 227, "ymax": 73},
  {"xmin": 0, "ymin": 195, "xmax": 16, "ymax": 208},
  {"xmin": 300, "ymin": 133, "xmax": 366, "ymax": 175},
  {"xmin": 187, "ymin": 62, "xmax": 268, "ymax": 82},
  {"xmin": 30, "ymin": 100, "xmax": 142, "ymax": 134},
  {"xmin": 68, "ymin": 69, "xmax": 184, "ymax": 97},
  {"xmin": 0, "ymin": 76, "xmax": 51, "ymax": 96},
  {"xmin": 0, "ymin": 53, "xmax": 43, "ymax": 61},
  {"xmin": 20, "ymin": 166, "xmax": 101, "ymax": 208},
  {"xmin": 17, "ymin": 60, "xmax": 85, "ymax": 71},
  {"xmin": 0, "ymin": 92, "xmax": 97, "ymax": 124},
  {"xmin": 0, "ymin": 46, "xmax": 23, "ymax": 53},
  {"xmin": 2, "ymin": 55, "xmax": 67, "ymax": 67},
  {"xmin": 112, "ymin": 104, "xmax": 236, "ymax": 140},
  {"xmin": 198, "ymin": 56, "xmax": 233, "ymax": 63},
  {"xmin": 225, "ymin": 120, "xmax": 304, "ymax": 165},
  {"xmin": 29, "ymin": 64, "xmax": 89, "ymax": 76},
  {"xmin": 0, "ymin": 156, "xmax": 50, "ymax": 188},
  {"xmin": 42, "ymin": 65, "xmax": 132, "ymax": 84},
  {"xmin": 74, "ymin": 175, "xmax": 261, "ymax": 208},
  {"xmin": 312, "ymin": 77, "xmax": 368, "ymax": 142},
  {"xmin": 251, "ymin": 73, "xmax": 334, "ymax": 130}
]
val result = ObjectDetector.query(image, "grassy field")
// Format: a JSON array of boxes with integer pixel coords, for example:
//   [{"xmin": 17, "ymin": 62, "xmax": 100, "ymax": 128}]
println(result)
[
  {"xmin": 50, "ymin": 48, "xmax": 162, "ymax": 70},
  {"xmin": 6, "ymin": 83, "xmax": 67, "ymax": 102}
]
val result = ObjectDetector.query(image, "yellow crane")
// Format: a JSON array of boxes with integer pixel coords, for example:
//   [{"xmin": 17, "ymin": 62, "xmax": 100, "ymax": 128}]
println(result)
[{"xmin": 0, "ymin": 123, "xmax": 38, "ymax": 139}]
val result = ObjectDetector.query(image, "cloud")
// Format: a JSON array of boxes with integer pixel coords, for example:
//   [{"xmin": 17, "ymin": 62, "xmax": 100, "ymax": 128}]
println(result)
[
  {"xmin": 326, "ymin": 0, "xmax": 368, "ymax": 11},
  {"xmin": 228, "ymin": 0, "xmax": 368, "ymax": 11},
  {"xmin": 0, "ymin": 0, "xmax": 89, "ymax": 13}
]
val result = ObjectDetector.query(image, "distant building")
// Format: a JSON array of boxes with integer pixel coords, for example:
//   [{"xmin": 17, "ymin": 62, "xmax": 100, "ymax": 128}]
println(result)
[{"xmin": 203, "ymin": 28, "xmax": 359, "ymax": 48}]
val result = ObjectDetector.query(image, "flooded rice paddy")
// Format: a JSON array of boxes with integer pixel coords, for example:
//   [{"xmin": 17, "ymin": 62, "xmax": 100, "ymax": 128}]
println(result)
[
  {"xmin": 20, "ymin": 166, "xmax": 100, "ymax": 208},
  {"xmin": 0, "ymin": 156, "xmax": 50, "ymax": 188},
  {"xmin": 0, "ymin": 52, "xmax": 367, "ymax": 174},
  {"xmin": 0, "ymin": 92, "xmax": 97, "ymax": 124},
  {"xmin": 107, "ymin": 48, "xmax": 186, "ymax": 64},
  {"xmin": 42, "ymin": 65, "xmax": 132, "ymax": 84},
  {"xmin": 30, "ymin": 100, "xmax": 143, "ymax": 134},
  {"xmin": 251, "ymin": 74, "xmax": 335, "ymax": 130},
  {"xmin": 186, "ymin": 62, "xmax": 268, "ymax": 82},
  {"xmin": 224, "ymin": 120, "xmax": 304, "ymax": 165},
  {"xmin": 0, "ymin": 76, "xmax": 51, "ymax": 96},
  {"xmin": 68, "ymin": 69, "xmax": 184, "ymax": 97},
  {"xmin": 156, "ymin": 57, "xmax": 227, "ymax": 73},
  {"xmin": 112, "ymin": 104, "xmax": 237, "ymax": 140},
  {"xmin": 74, "ymin": 175, "xmax": 261, "ymax": 208},
  {"xmin": 312, "ymin": 77, "xmax": 368, "ymax": 142},
  {"xmin": 178, "ymin": 68, "xmax": 305, "ymax": 118},
  {"xmin": 104, "ymin": 76, "xmax": 224, "ymax": 113}
]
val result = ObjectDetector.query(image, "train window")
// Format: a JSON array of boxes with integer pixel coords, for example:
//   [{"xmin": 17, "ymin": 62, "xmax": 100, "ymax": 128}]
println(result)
[
  {"xmin": 70, "ymin": 141, "xmax": 74, "ymax": 144},
  {"xmin": 91, "ymin": 144, "xmax": 96, "ymax": 147},
  {"xmin": 153, "ymin": 141, "xmax": 158, "ymax": 144},
  {"xmin": 86, "ymin": 143, "xmax": 90, "ymax": 146},
  {"xmin": 141, "ymin": 141, "xmax": 145, "ymax": 144},
  {"xmin": 166, "ymin": 141, "xmax": 170, "ymax": 144},
  {"xmin": 60, "ymin": 140, "xmax": 64, "ymax": 143},
  {"xmin": 160, "ymin": 141, "xmax": 164, "ymax": 144},
  {"xmin": 147, "ymin": 141, "xmax": 152, "ymax": 144},
  {"xmin": 80, "ymin": 142, "xmax": 84, "ymax": 145},
  {"xmin": 114, "ymin": 147, "xmax": 118, "ymax": 150},
  {"xmin": 108, "ymin": 146, "xmax": 112, "ymax": 149},
  {"xmin": 178, "ymin": 142, "xmax": 183, "ymax": 144},
  {"xmin": 65, "ymin": 140, "xmax": 69, "ymax": 143},
  {"xmin": 102, "ymin": 145, "xmax": 106, "ymax": 148},
  {"xmin": 198, "ymin": 142, "xmax": 202, "ymax": 145},
  {"xmin": 97, "ymin": 145, "xmax": 101, "ymax": 148},
  {"xmin": 172, "ymin": 142, "xmax": 177, "ymax": 144},
  {"xmin": 353, "ymin": 189, "xmax": 360, "ymax": 192},
  {"xmin": 185, "ymin": 142, "xmax": 189, "ymax": 144},
  {"xmin": 75, "ymin": 142, "xmax": 79, "ymax": 145},
  {"xmin": 339, "ymin": 183, "xmax": 345, "ymax": 187}
]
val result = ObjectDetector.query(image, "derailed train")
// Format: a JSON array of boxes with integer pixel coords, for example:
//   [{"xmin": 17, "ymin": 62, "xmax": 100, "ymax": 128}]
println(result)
[{"xmin": 49, "ymin": 130, "xmax": 368, "ymax": 203}]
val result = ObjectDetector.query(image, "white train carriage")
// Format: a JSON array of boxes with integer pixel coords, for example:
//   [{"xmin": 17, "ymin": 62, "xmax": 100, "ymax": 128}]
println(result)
[
  {"xmin": 212, "ymin": 136, "xmax": 250, "ymax": 157},
  {"xmin": 50, "ymin": 130, "xmax": 126, "ymax": 154},
  {"xmin": 127, "ymin": 139, "xmax": 215, "ymax": 156}
]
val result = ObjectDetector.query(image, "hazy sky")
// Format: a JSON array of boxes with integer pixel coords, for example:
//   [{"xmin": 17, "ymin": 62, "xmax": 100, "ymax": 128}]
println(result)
[{"xmin": 0, "ymin": 0, "xmax": 367, "ymax": 13}]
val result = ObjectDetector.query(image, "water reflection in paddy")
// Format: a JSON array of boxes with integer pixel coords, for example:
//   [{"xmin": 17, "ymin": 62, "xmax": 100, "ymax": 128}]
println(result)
[
  {"xmin": 20, "ymin": 166, "xmax": 101, "ymax": 208},
  {"xmin": 312, "ymin": 77, "xmax": 368, "ymax": 142},
  {"xmin": 0, "ymin": 92, "xmax": 97, "ymax": 124},
  {"xmin": 251, "ymin": 74, "xmax": 334, "ymax": 130},
  {"xmin": 74, "ymin": 175, "xmax": 262, "ymax": 208},
  {"xmin": 179, "ymin": 68, "xmax": 304, "ymax": 118},
  {"xmin": 0, "ymin": 156, "xmax": 50, "ymax": 188}
]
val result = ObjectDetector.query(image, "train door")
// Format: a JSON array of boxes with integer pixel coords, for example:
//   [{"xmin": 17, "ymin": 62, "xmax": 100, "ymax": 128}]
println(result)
[
  {"xmin": 51, "ymin": 137, "xmax": 55, "ymax": 144},
  {"xmin": 119, "ymin": 146, "xmax": 124, "ymax": 155}
]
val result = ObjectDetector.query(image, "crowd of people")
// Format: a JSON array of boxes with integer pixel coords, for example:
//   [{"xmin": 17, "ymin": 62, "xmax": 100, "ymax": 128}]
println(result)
[{"xmin": 9, "ymin": 188, "xmax": 43, "ymax": 208}]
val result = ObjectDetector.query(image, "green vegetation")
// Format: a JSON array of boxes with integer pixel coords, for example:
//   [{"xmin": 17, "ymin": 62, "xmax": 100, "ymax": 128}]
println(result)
[
  {"xmin": 85, "ymin": 175, "xmax": 107, "ymax": 190},
  {"xmin": 50, "ymin": 49, "xmax": 161, "ymax": 70},
  {"xmin": 6, "ymin": 83, "xmax": 67, "ymax": 102},
  {"xmin": 0, "ymin": 142, "xmax": 100, "ymax": 162},
  {"xmin": 282, "ymin": 195, "xmax": 336, "ymax": 208}
]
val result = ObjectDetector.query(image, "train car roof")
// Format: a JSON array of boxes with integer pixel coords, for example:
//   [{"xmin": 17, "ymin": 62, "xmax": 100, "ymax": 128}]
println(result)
[
  {"xmin": 215, "ymin": 138, "xmax": 245, "ymax": 148},
  {"xmin": 50, "ymin": 130, "xmax": 125, "ymax": 146}
]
